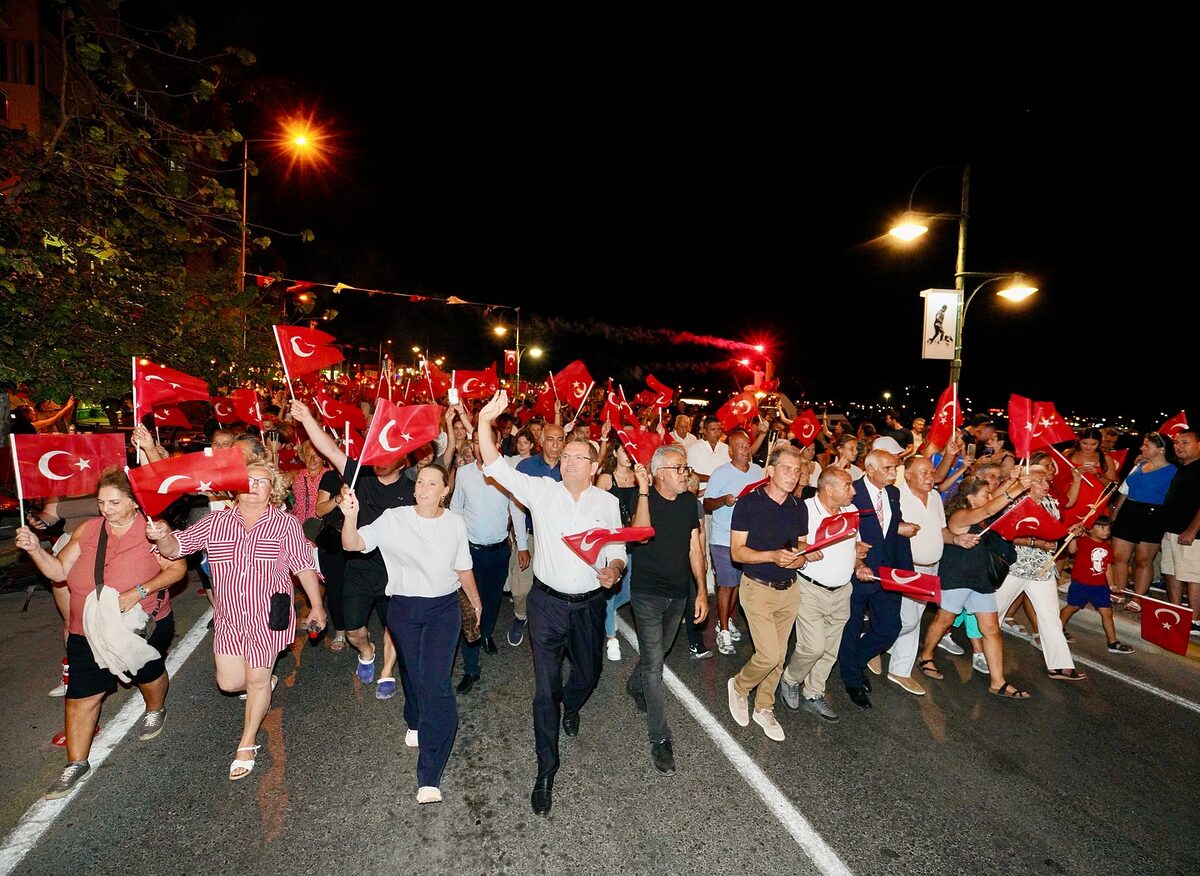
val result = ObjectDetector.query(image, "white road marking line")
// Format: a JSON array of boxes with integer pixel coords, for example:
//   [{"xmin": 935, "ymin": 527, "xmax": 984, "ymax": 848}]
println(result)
[
  {"xmin": 617, "ymin": 617, "xmax": 852, "ymax": 876},
  {"xmin": 1001, "ymin": 626, "xmax": 1200, "ymax": 714},
  {"xmin": 0, "ymin": 608, "xmax": 213, "ymax": 876}
]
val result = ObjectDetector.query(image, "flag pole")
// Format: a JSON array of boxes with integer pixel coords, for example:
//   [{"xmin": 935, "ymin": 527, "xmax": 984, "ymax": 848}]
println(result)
[
  {"xmin": 10, "ymin": 438, "xmax": 24, "ymax": 525},
  {"xmin": 131, "ymin": 357, "xmax": 145, "ymax": 465},
  {"xmin": 272, "ymin": 326, "xmax": 297, "ymax": 403}
]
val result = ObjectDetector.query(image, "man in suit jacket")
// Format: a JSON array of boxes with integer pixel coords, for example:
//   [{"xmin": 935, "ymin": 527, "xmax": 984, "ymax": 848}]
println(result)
[{"xmin": 836, "ymin": 449, "xmax": 918, "ymax": 709}]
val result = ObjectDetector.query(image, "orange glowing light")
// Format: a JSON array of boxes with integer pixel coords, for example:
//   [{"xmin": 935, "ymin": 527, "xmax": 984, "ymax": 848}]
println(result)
[{"xmin": 271, "ymin": 111, "xmax": 336, "ymax": 177}]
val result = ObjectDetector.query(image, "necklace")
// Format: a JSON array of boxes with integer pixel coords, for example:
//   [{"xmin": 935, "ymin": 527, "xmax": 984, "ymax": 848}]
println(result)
[{"xmin": 413, "ymin": 509, "xmax": 444, "ymax": 543}]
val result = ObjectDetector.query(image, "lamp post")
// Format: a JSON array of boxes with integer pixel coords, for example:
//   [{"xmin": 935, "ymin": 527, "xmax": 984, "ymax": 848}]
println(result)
[
  {"xmin": 493, "ymin": 309, "xmax": 542, "ymax": 395},
  {"xmin": 950, "ymin": 272, "xmax": 1038, "ymax": 386}
]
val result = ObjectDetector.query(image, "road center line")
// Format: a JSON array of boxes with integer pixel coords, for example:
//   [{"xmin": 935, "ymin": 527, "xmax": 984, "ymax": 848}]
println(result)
[
  {"xmin": 617, "ymin": 617, "xmax": 852, "ymax": 876},
  {"xmin": 0, "ymin": 607, "xmax": 214, "ymax": 876}
]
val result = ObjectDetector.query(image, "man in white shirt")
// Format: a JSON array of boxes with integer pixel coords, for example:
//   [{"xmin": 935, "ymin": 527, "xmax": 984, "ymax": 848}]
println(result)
[
  {"xmin": 670, "ymin": 414, "xmax": 697, "ymax": 448},
  {"xmin": 686, "ymin": 416, "xmax": 731, "ymax": 493},
  {"xmin": 477, "ymin": 391, "xmax": 626, "ymax": 818}
]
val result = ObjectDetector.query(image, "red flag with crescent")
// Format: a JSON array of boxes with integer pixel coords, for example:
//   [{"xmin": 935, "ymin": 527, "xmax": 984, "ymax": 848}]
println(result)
[
  {"xmin": 504, "ymin": 350, "xmax": 518, "ymax": 375},
  {"xmin": 133, "ymin": 360, "xmax": 209, "ymax": 420},
  {"xmin": 551, "ymin": 360, "xmax": 594, "ymax": 407},
  {"xmin": 616, "ymin": 427, "xmax": 663, "ymax": 468},
  {"xmin": 1030, "ymin": 401, "xmax": 1076, "ymax": 448},
  {"xmin": 127, "ymin": 448, "xmax": 249, "ymax": 518},
  {"xmin": 1008, "ymin": 394, "xmax": 1034, "ymax": 458},
  {"xmin": 600, "ymin": 380, "xmax": 624, "ymax": 427},
  {"xmin": 1108, "ymin": 448, "xmax": 1128, "ymax": 471},
  {"xmin": 532, "ymin": 380, "xmax": 557, "ymax": 422},
  {"xmin": 313, "ymin": 387, "xmax": 367, "ymax": 432},
  {"xmin": 715, "ymin": 391, "xmax": 759, "ymax": 434},
  {"xmin": 878, "ymin": 567, "xmax": 942, "ymax": 602},
  {"xmin": 562, "ymin": 526, "xmax": 655, "ymax": 566},
  {"xmin": 645, "ymin": 374, "xmax": 674, "ymax": 409},
  {"xmin": 424, "ymin": 360, "xmax": 452, "ymax": 401},
  {"xmin": 738, "ymin": 477, "xmax": 769, "ymax": 499},
  {"xmin": 1138, "ymin": 592, "xmax": 1194, "ymax": 655},
  {"xmin": 273, "ymin": 325, "xmax": 344, "ymax": 377},
  {"xmin": 358, "ymin": 399, "xmax": 440, "ymax": 466},
  {"xmin": 454, "ymin": 364, "xmax": 499, "ymax": 400},
  {"xmin": 805, "ymin": 510, "xmax": 860, "ymax": 553},
  {"xmin": 1160, "ymin": 410, "xmax": 1190, "ymax": 438},
  {"xmin": 210, "ymin": 396, "xmax": 241, "ymax": 426},
  {"xmin": 926, "ymin": 385, "xmax": 962, "ymax": 449},
  {"xmin": 276, "ymin": 446, "xmax": 306, "ymax": 473},
  {"xmin": 11, "ymin": 433, "xmax": 126, "ymax": 499},
  {"xmin": 150, "ymin": 406, "xmax": 192, "ymax": 428},
  {"xmin": 988, "ymin": 495, "xmax": 1069, "ymax": 541},
  {"xmin": 790, "ymin": 409, "xmax": 822, "ymax": 446},
  {"xmin": 229, "ymin": 389, "xmax": 263, "ymax": 429}
]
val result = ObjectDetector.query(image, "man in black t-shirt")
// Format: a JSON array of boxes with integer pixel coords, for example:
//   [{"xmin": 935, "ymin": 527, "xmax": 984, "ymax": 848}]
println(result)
[
  {"xmin": 1161, "ymin": 429, "xmax": 1200, "ymax": 633},
  {"xmin": 626, "ymin": 444, "xmax": 707, "ymax": 776}
]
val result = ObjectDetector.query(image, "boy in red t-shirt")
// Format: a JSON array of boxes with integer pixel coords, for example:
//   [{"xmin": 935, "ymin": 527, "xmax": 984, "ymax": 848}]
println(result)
[{"xmin": 1061, "ymin": 516, "xmax": 1135, "ymax": 654}]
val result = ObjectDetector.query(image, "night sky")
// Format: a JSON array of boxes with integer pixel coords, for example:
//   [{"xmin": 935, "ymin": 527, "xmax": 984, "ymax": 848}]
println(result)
[{"xmin": 139, "ymin": 6, "xmax": 1194, "ymax": 430}]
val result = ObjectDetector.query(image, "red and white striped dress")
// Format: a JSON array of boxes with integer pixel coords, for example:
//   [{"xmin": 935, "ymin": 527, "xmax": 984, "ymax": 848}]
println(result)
[{"xmin": 172, "ymin": 503, "xmax": 316, "ymax": 667}]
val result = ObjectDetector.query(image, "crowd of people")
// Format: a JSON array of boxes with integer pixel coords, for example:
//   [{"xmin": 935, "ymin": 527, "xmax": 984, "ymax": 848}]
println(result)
[{"xmin": 9, "ymin": 382, "xmax": 1199, "ymax": 814}]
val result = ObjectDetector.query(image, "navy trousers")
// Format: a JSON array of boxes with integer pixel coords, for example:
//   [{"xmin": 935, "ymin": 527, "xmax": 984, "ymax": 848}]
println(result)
[
  {"xmin": 837, "ymin": 580, "xmax": 902, "ymax": 689},
  {"xmin": 462, "ymin": 541, "xmax": 511, "ymax": 676}
]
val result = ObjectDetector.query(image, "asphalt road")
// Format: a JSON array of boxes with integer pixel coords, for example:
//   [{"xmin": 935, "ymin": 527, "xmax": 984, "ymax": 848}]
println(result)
[{"xmin": 1, "ymin": 579, "xmax": 1198, "ymax": 876}]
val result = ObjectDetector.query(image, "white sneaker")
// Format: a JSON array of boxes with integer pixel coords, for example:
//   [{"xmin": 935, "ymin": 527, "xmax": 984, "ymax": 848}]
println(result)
[
  {"xmin": 727, "ymin": 678, "xmax": 749, "ymax": 726},
  {"xmin": 606, "ymin": 637, "xmax": 621, "ymax": 662},
  {"xmin": 972, "ymin": 652, "xmax": 989, "ymax": 675},
  {"xmin": 716, "ymin": 628, "xmax": 735, "ymax": 655},
  {"xmin": 726, "ymin": 620, "xmax": 742, "ymax": 642},
  {"xmin": 753, "ymin": 708, "xmax": 785, "ymax": 742},
  {"xmin": 937, "ymin": 633, "xmax": 965, "ymax": 656},
  {"xmin": 405, "ymin": 728, "xmax": 419, "ymax": 748},
  {"xmin": 48, "ymin": 682, "xmax": 68, "ymax": 698}
]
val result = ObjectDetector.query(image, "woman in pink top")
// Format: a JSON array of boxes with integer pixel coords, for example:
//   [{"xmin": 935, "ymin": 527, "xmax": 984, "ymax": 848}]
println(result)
[{"xmin": 15, "ymin": 467, "xmax": 186, "ymax": 800}]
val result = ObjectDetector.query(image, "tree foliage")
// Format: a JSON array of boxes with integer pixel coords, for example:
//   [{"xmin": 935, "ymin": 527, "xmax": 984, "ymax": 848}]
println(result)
[{"xmin": 0, "ymin": 1, "xmax": 280, "ymax": 403}]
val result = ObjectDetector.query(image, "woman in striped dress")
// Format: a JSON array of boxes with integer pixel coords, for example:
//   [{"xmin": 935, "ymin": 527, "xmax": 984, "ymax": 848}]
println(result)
[{"xmin": 148, "ymin": 461, "xmax": 326, "ymax": 780}]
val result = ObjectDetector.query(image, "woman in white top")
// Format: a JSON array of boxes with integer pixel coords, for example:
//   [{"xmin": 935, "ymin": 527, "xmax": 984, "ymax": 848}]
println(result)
[{"xmin": 342, "ymin": 462, "xmax": 483, "ymax": 805}]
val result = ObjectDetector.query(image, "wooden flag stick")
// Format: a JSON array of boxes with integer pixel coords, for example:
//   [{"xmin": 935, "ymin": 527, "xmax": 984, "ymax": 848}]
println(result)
[
  {"xmin": 10, "ymin": 439, "xmax": 24, "ymax": 525},
  {"xmin": 1034, "ymin": 482, "xmax": 1119, "ymax": 577},
  {"xmin": 131, "ymin": 356, "xmax": 145, "ymax": 465}
]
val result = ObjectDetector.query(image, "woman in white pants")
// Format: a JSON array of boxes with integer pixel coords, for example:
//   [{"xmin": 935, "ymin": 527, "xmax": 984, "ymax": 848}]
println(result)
[{"xmin": 993, "ymin": 466, "xmax": 1087, "ymax": 681}]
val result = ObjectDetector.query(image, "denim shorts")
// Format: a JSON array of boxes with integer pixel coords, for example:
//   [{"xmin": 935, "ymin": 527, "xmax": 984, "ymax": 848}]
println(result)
[
  {"xmin": 939, "ymin": 587, "xmax": 997, "ymax": 616},
  {"xmin": 710, "ymin": 544, "xmax": 740, "ymax": 588}
]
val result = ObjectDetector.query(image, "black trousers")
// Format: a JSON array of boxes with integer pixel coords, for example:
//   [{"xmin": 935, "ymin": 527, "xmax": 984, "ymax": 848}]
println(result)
[{"xmin": 528, "ymin": 582, "xmax": 606, "ymax": 780}]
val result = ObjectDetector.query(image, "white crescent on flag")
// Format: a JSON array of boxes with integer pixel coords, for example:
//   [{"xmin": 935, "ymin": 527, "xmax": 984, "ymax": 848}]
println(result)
[
  {"xmin": 823, "ymin": 517, "xmax": 849, "ymax": 538},
  {"xmin": 800, "ymin": 422, "xmax": 816, "ymax": 439},
  {"xmin": 937, "ymin": 399, "xmax": 955, "ymax": 424},
  {"xmin": 156, "ymin": 475, "xmax": 192, "ymax": 494},
  {"xmin": 462, "ymin": 378, "xmax": 481, "ymax": 393},
  {"xmin": 577, "ymin": 530, "xmax": 613, "ymax": 554},
  {"xmin": 378, "ymin": 420, "xmax": 403, "ymax": 452},
  {"xmin": 37, "ymin": 450, "xmax": 75, "ymax": 481},
  {"xmin": 154, "ymin": 409, "xmax": 171, "ymax": 420},
  {"xmin": 732, "ymin": 399, "xmax": 751, "ymax": 416},
  {"xmin": 314, "ymin": 397, "xmax": 332, "ymax": 418},
  {"xmin": 144, "ymin": 374, "xmax": 165, "ymax": 382},
  {"xmin": 1154, "ymin": 607, "xmax": 1181, "ymax": 628},
  {"xmin": 1015, "ymin": 516, "xmax": 1041, "ymax": 532},
  {"xmin": 290, "ymin": 337, "xmax": 317, "ymax": 358},
  {"xmin": 890, "ymin": 570, "xmax": 923, "ymax": 585},
  {"xmin": 572, "ymin": 381, "xmax": 587, "ymax": 399},
  {"xmin": 214, "ymin": 402, "xmax": 233, "ymax": 419},
  {"xmin": 252, "ymin": 403, "xmax": 262, "ymax": 422}
]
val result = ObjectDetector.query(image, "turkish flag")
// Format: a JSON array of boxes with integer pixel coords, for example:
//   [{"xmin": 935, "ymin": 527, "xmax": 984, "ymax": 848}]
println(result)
[
  {"xmin": 1138, "ymin": 593, "xmax": 1194, "ymax": 655},
  {"xmin": 738, "ymin": 477, "xmax": 769, "ymax": 499},
  {"xmin": 791, "ymin": 409, "xmax": 822, "ymax": 446},
  {"xmin": 645, "ymin": 374, "xmax": 674, "ymax": 409},
  {"xmin": 128, "ymin": 448, "xmax": 249, "ymax": 518},
  {"xmin": 1109, "ymin": 448, "xmax": 1128, "ymax": 471},
  {"xmin": 1160, "ymin": 411, "xmax": 1190, "ymax": 438},
  {"xmin": 342, "ymin": 427, "xmax": 365, "ymax": 460},
  {"xmin": 632, "ymin": 390, "xmax": 658, "ymax": 407},
  {"xmin": 274, "ymin": 325, "xmax": 344, "ymax": 378},
  {"xmin": 552, "ymin": 360, "xmax": 594, "ymax": 408},
  {"xmin": 805, "ymin": 511, "xmax": 860, "ymax": 553},
  {"xmin": 209, "ymin": 396, "xmax": 241, "ymax": 425},
  {"xmin": 1030, "ymin": 401, "xmax": 1076, "ymax": 448},
  {"xmin": 616, "ymin": 384, "xmax": 638, "ymax": 427},
  {"xmin": 313, "ymin": 388, "xmax": 366, "ymax": 431},
  {"xmin": 562, "ymin": 526, "xmax": 655, "ymax": 566},
  {"xmin": 150, "ymin": 406, "xmax": 192, "ymax": 428},
  {"xmin": 454, "ymin": 364, "xmax": 499, "ymax": 400},
  {"xmin": 133, "ymin": 359, "xmax": 209, "ymax": 420},
  {"xmin": 1043, "ymin": 443, "xmax": 1100, "ymax": 490},
  {"xmin": 276, "ymin": 446, "xmax": 306, "ymax": 473},
  {"xmin": 1061, "ymin": 476, "xmax": 1111, "ymax": 528},
  {"xmin": 359, "ymin": 400, "xmax": 440, "ymax": 466},
  {"xmin": 600, "ymin": 380, "xmax": 624, "ymax": 427},
  {"xmin": 616, "ymin": 427, "xmax": 663, "ymax": 468},
  {"xmin": 230, "ymin": 389, "xmax": 263, "ymax": 429},
  {"xmin": 925, "ymin": 385, "xmax": 962, "ymax": 449},
  {"xmin": 532, "ymin": 380, "xmax": 557, "ymax": 422},
  {"xmin": 878, "ymin": 567, "xmax": 942, "ymax": 602},
  {"xmin": 424, "ymin": 360, "xmax": 452, "ymax": 401},
  {"xmin": 1009, "ymin": 394, "xmax": 1034, "ymax": 458},
  {"xmin": 715, "ymin": 391, "xmax": 758, "ymax": 434},
  {"xmin": 988, "ymin": 496, "xmax": 1069, "ymax": 541},
  {"xmin": 11, "ymin": 433, "xmax": 126, "ymax": 499},
  {"xmin": 504, "ymin": 350, "xmax": 517, "ymax": 375}
]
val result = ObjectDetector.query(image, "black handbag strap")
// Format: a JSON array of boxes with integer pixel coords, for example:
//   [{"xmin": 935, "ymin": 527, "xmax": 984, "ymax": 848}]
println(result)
[{"xmin": 94, "ymin": 521, "xmax": 109, "ymax": 598}]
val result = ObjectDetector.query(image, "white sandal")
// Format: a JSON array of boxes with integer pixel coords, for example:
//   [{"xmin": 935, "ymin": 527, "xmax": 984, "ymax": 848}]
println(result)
[
  {"xmin": 239, "ymin": 675, "xmax": 278, "ymax": 701},
  {"xmin": 229, "ymin": 745, "xmax": 260, "ymax": 780}
]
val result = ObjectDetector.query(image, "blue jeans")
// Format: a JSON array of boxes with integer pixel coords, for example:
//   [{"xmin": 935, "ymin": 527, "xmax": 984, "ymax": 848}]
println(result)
[
  {"xmin": 627, "ymin": 591, "xmax": 686, "ymax": 742},
  {"xmin": 386, "ymin": 592, "xmax": 460, "ymax": 788},
  {"xmin": 604, "ymin": 556, "xmax": 633, "ymax": 637},
  {"xmin": 462, "ymin": 541, "xmax": 511, "ymax": 676}
]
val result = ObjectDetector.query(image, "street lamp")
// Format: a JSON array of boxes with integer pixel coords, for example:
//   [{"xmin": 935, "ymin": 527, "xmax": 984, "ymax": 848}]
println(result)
[
  {"xmin": 491, "ymin": 307, "xmax": 542, "ymax": 395},
  {"xmin": 951, "ymin": 272, "xmax": 1039, "ymax": 386}
]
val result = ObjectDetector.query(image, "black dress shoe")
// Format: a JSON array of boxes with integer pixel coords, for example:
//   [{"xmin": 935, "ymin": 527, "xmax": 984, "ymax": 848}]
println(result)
[
  {"xmin": 860, "ymin": 674, "xmax": 872, "ymax": 693},
  {"xmin": 626, "ymin": 685, "xmax": 647, "ymax": 713},
  {"xmin": 531, "ymin": 777, "xmax": 553, "ymax": 815},
  {"xmin": 650, "ymin": 740, "xmax": 676, "ymax": 777},
  {"xmin": 482, "ymin": 637, "xmax": 498, "ymax": 655},
  {"xmin": 562, "ymin": 710, "xmax": 580, "ymax": 737},
  {"xmin": 455, "ymin": 674, "xmax": 479, "ymax": 694},
  {"xmin": 846, "ymin": 686, "xmax": 872, "ymax": 710}
]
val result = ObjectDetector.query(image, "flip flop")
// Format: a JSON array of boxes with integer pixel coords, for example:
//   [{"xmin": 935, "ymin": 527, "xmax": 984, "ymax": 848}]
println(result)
[
  {"xmin": 1123, "ymin": 600, "xmax": 1141, "ymax": 614},
  {"xmin": 917, "ymin": 658, "xmax": 943, "ymax": 680},
  {"xmin": 989, "ymin": 682, "xmax": 1031, "ymax": 700}
]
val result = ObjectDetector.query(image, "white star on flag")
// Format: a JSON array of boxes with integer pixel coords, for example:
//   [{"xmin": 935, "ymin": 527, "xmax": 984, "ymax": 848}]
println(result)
[
  {"xmin": 73, "ymin": 457, "xmax": 92, "ymax": 471},
  {"xmin": 198, "ymin": 481, "xmax": 213, "ymax": 492},
  {"xmin": 401, "ymin": 432, "xmax": 413, "ymax": 443}
]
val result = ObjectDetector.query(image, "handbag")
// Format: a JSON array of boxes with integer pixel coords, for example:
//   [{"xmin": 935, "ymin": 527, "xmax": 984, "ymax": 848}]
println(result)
[
  {"xmin": 459, "ymin": 588, "xmax": 481, "ymax": 643},
  {"xmin": 95, "ymin": 523, "xmax": 157, "ymax": 641},
  {"xmin": 267, "ymin": 592, "xmax": 292, "ymax": 632},
  {"xmin": 986, "ymin": 550, "xmax": 1011, "ymax": 588}
]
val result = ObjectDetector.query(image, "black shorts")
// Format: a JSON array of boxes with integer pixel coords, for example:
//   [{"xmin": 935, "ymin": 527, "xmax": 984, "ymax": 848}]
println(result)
[
  {"xmin": 342, "ymin": 560, "xmax": 389, "ymax": 631},
  {"xmin": 1111, "ymin": 500, "xmax": 1167, "ymax": 545},
  {"xmin": 66, "ymin": 613, "xmax": 175, "ymax": 699}
]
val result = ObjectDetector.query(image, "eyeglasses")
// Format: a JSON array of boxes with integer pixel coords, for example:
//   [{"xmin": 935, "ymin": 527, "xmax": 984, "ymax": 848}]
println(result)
[
  {"xmin": 247, "ymin": 477, "xmax": 272, "ymax": 488},
  {"xmin": 660, "ymin": 464, "xmax": 692, "ymax": 475},
  {"xmin": 560, "ymin": 453, "xmax": 592, "ymax": 463}
]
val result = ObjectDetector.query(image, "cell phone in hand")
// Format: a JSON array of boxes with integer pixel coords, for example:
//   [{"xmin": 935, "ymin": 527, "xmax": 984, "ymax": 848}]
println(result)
[{"xmin": 447, "ymin": 387, "xmax": 459, "ymax": 405}]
